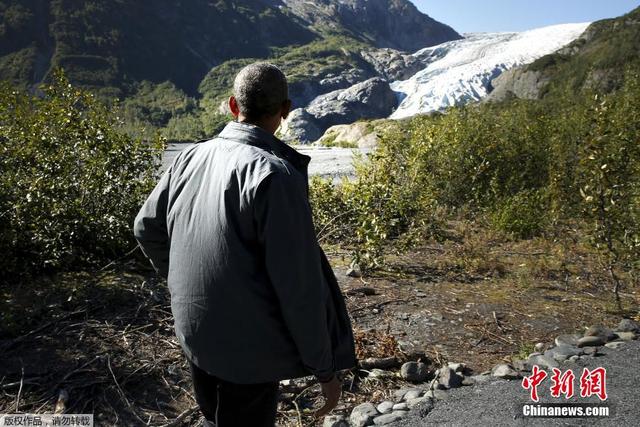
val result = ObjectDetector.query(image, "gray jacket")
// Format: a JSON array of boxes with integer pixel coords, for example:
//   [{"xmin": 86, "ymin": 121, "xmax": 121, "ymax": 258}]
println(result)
[{"xmin": 133, "ymin": 121, "xmax": 356, "ymax": 384}]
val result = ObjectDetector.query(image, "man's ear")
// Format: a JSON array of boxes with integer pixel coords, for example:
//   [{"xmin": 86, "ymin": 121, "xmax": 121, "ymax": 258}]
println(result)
[
  {"xmin": 229, "ymin": 96, "xmax": 240, "ymax": 118},
  {"xmin": 281, "ymin": 99, "xmax": 292, "ymax": 120}
]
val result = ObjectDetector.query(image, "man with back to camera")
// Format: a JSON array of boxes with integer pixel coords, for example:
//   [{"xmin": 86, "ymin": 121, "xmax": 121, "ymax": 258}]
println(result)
[{"xmin": 133, "ymin": 62, "xmax": 357, "ymax": 426}]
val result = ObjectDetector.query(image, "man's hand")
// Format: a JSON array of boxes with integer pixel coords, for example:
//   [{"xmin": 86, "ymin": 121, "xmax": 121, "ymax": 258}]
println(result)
[{"xmin": 314, "ymin": 376, "xmax": 342, "ymax": 418}]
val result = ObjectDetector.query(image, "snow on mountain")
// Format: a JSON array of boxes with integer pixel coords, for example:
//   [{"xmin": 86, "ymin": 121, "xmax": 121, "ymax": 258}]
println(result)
[{"xmin": 389, "ymin": 23, "xmax": 591, "ymax": 119}]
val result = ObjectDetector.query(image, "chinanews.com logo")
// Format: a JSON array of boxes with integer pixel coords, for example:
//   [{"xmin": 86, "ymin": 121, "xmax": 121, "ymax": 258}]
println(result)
[{"xmin": 519, "ymin": 365, "xmax": 611, "ymax": 418}]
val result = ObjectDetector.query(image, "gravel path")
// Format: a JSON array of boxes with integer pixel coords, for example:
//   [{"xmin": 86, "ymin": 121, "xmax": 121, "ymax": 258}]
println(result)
[
  {"xmin": 389, "ymin": 340, "xmax": 639, "ymax": 426},
  {"xmin": 163, "ymin": 142, "xmax": 369, "ymax": 182}
]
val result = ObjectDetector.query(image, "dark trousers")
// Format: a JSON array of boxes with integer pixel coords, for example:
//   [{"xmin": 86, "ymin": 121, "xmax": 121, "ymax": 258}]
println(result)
[{"xmin": 189, "ymin": 360, "xmax": 280, "ymax": 427}]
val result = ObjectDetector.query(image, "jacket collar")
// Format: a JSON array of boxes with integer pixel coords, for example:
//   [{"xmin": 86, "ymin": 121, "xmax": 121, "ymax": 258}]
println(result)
[{"xmin": 218, "ymin": 121, "xmax": 311, "ymax": 176}]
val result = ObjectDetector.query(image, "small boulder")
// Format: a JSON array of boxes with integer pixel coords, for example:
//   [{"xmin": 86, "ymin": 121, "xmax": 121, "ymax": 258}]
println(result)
[
  {"xmin": 534, "ymin": 342, "xmax": 545, "ymax": 352},
  {"xmin": 616, "ymin": 318, "xmax": 640, "ymax": 333},
  {"xmin": 400, "ymin": 361, "xmax": 429, "ymax": 383},
  {"xmin": 438, "ymin": 367, "xmax": 463, "ymax": 389},
  {"xmin": 393, "ymin": 388, "xmax": 410, "ymax": 402},
  {"xmin": 346, "ymin": 266, "xmax": 362, "ymax": 278},
  {"xmin": 406, "ymin": 396, "xmax": 432, "ymax": 409},
  {"xmin": 403, "ymin": 389, "xmax": 423, "ymax": 401},
  {"xmin": 447, "ymin": 362, "xmax": 466, "ymax": 373},
  {"xmin": 376, "ymin": 401, "xmax": 394, "ymax": 414},
  {"xmin": 528, "ymin": 354, "xmax": 559, "ymax": 370},
  {"xmin": 324, "ymin": 415, "xmax": 349, "ymax": 427},
  {"xmin": 373, "ymin": 412, "xmax": 407, "ymax": 425},
  {"xmin": 614, "ymin": 331, "xmax": 637, "ymax": 341},
  {"xmin": 605, "ymin": 341, "xmax": 625, "ymax": 349},
  {"xmin": 555, "ymin": 334, "xmax": 581, "ymax": 347},
  {"xmin": 425, "ymin": 389, "xmax": 448, "ymax": 400},
  {"xmin": 350, "ymin": 403, "xmax": 378, "ymax": 427},
  {"xmin": 545, "ymin": 345, "xmax": 583, "ymax": 362},
  {"xmin": 392, "ymin": 402, "xmax": 408, "ymax": 411},
  {"xmin": 512, "ymin": 359, "xmax": 532, "ymax": 373},
  {"xmin": 491, "ymin": 364, "xmax": 521, "ymax": 379},
  {"xmin": 568, "ymin": 355, "xmax": 581, "ymax": 363},
  {"xmin": 582, "ymin": 346, "xmax": 599, "ymax": 356},
  {"xmin": 577, "ymin": 336, "xmax": 606, "ymax": 348},
  {"xmin": 584, "ymin": 326, "xmax": 617, "ymax": 342}
]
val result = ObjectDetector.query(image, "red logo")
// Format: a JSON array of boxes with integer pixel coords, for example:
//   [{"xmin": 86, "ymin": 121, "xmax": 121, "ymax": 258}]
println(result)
[
  {"xmin": 522, "ymin": 365, "xmax": 548, "ymax": 402},
  {"xmin": 580, "ymin": 367, "xmax": 608, "ymax": 401},
  {"xmin": 521, "ymin": 365, "xmax": 608, "ymax": 402}
]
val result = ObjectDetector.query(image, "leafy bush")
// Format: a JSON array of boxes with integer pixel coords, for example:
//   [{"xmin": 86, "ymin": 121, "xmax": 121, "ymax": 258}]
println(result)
[
  {"xmin": 310, "ymin": 69, "xmax": 640, "ymax": 273},
  {"xmin": 490, "ymin": 189, "xmax": 549, "ymax": 239},
  {"xmin": 0, "ymin": 70, "xmax": 163, "ymax": 277}
]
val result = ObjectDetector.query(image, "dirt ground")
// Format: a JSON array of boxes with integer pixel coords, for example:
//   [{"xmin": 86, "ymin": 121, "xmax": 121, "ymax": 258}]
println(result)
[{"xmin": 1, "ymin": 224, "xmax": 638, "ymax": 426}]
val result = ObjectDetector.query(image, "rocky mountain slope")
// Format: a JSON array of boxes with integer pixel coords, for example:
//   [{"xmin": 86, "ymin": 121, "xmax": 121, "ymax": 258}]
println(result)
[
  {"xmin": 489, "ymin": 6, "xmax": 640, "ymax": 101},
  {"xmin": 0, "ymin": 0, "xmax": 459, "ymax": 97},
  {"xmin": 280, "ymin": 0, "xmax": 460, "ymax": 52}
]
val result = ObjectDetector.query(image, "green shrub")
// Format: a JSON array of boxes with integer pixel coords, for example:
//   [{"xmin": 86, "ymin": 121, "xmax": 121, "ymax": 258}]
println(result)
[
  {"xmin": 0, "ymin": 70, "xmax": 163, "ymax": 277},
  {"xmin": 490, "ymin": 189, "xmax": 549, "ymax": 239}
]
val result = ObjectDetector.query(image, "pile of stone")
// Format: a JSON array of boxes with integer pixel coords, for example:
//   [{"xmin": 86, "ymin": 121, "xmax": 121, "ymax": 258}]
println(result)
[
  {"xmin": 325, "ymin": 318, "xmax": 639, "ymax": 426},
  {"xmin": 488, "ymin": 318, "xmax": 639, "ymax": 378},
  {"xmin": 325, "ymin": 360, "xmax": 482, "ymax": 426}
]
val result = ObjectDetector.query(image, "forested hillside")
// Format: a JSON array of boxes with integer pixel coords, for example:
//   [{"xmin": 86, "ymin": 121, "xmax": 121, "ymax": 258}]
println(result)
[{"xmin": 0, "ymin": 0, "xmax": 459, "ymax": 141}]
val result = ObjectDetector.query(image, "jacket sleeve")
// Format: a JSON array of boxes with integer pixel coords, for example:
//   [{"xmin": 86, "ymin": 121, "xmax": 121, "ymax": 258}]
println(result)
[
  {"xmin": 133, "ymin": 168, "xmax": 171, "ymax": 278},
  {"xmin": 254, "ymin": 171, "xmax": 335, "ymax": 380}
]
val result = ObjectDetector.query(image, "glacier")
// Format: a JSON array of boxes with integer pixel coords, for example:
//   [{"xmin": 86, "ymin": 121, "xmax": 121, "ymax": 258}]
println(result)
[{"xmin": 389, "ymin": 23, "xmax": 591, "ymax": 119}]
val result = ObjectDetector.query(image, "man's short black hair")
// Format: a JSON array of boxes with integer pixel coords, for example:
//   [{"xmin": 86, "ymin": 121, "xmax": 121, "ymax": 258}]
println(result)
[{"xmin": 233, "ymin": 62, "xmax": 288, "ymax": 120}]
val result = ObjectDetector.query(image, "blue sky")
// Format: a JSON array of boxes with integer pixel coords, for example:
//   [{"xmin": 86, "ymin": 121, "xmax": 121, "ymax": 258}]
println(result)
[{"xmin": 411, "ymin": 1, "xmax": 639, "ymax": 33}]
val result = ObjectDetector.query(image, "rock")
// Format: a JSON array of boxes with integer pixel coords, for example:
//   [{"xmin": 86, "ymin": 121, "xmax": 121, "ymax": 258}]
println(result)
[
  {"xmin": 406, "ymin": 395, "xmax": 432, "ymax": 409},
  {"xmin": 403, "ymin": 389, "xmax": 423, "ymax": 401},
  {"xmin": 512, "ymin": 359, "xmax": 532, "ymax": 372},
  {"xmin": 360, "ymin": 48, "xmax": 426, "ymax": 81},
  {"xmin": 283, "ymin": 0, "xmax": 461, "ymax": 53},
  {"xmin": 528, "ymin": 354, "xmax": 559, "ymax": 370},
  {"xmin": 582, "ymin": 346, "xmax": 599, "ymax": 356},
  {"xmin": 350, "ymin": 402, "xmax": 379, "ymax": 427},
  {"xmin": 616, "ymin": 318, "xmax": 640, "ymax": 333},
  {"xmin": 360, "ymin": 357, "xmax": 400, "ymax": 370},
  {"xmin": 438, "ymin": 367, "xmax": 463, "ymax": 388},
  {"xmin": 534, "ymin": 342, "xmax": 546, "ymax": 352},
  {"xmin": 614, "ymin": 331, "xmax": 637, "ymax": 341},
  {"xmin": 528, "ymin": 352, "xmax": 542, "ymax": 359},
  {"xmin": 425, "ymin": 389, "xmax": 448, "ymax": 400},
  {"xmin": 318, "ymin": 122, "xmax": 381, "ymax": 149},
  {"xmin": 373, "ymin": 411, "xmax": 407, "ymax": 425},
  {"xmin": 346, "ymin": 266, "xmax": 362, "ymax": 278},
  {"xmin": 461, "ymin": 376, "xmax": 476, "ymax": 386},
  {"xmin": 393, "ymin": 388, "xmax": 411, "ymax": 402},
  {"xmin": 584, "ymin": 325, "xmax": 617, "ymax": 342},
  {"xmin": 487, "ymin": 68, "xmax": 547, "ymax": 102},
  {"xmin": 376, "ymin": 401, "xmax": 395, "ymax": 414},
  {"xmin": 568, "ymin": 355, "xmax": 581, "ymax": 363},
  {"xmin": 545, "ymin": 345, "xmax": 583, "ymax": 362},
  {"xmin": 555, "ymin": 334, "xmax": 581, "ymax": 347},
  {"xmin": 392, "ymin": 403, "xmax": 408, "ymax": 411},
  {"xmin": 447, "ymin": 362, "xmax": 467, "ymax": 373},
  {"xmin": 605, "ymin": 341, "xmax": 625, "ymax": 349},
  {"xmin": 491, "ymin": 364, "xmax": 521, "ymax": 379},
  {"xmin": 324, "ymin": 415, "xmax": 350, "ymax": 427},
  {"xmin": 400, "ymin": 361, "xmax": 430, "ymax": 383},
  {"xmin": 282, "ymin": 78, "xmax": 398, "ymax": 143},
  {"xmin": 577, "ymin": 336, "xmax": 606, "ymax": 347}
]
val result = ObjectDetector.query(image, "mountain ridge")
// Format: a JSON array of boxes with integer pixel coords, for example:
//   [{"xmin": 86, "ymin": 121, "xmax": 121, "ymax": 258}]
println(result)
[{"xmin": 0, "ymin": 0, "xmax": 460, "ymax": 96}]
